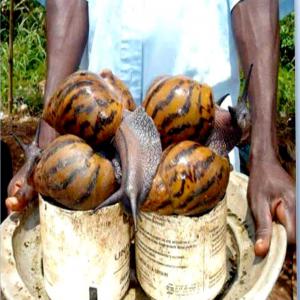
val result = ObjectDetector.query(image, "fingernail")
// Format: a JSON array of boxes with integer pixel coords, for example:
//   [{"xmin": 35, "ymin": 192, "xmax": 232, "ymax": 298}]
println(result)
[
  {"xmin": 6, "ymin": 197, "xmax": 18, "ymax": 208},
  {"xmin": 256, "ymin": 239, "xmax": 263, "ymax": 245}
]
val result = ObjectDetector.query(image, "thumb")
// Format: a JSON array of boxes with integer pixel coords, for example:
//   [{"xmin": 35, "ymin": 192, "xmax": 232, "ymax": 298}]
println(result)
[
  {"xmin": 6, "ymin": 196, "xmax": 22, "ymax": 212},
  {"xmin": 252, "ymin": 200, "xmax": 273, "ymax": 257},
  {"xmin": 276, "ymin": 199, "xmax": 296, "ymax": 244}
]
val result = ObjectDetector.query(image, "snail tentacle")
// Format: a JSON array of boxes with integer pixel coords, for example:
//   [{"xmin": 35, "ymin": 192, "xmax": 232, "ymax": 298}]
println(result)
[{"xmin": 215, "ymin": 93, "xmax": 230, "ymax": 107}]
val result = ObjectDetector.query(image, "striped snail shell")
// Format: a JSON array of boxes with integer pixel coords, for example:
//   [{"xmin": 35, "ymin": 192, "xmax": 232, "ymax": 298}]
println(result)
[
  {"xmin": 33, "ymin": 134, "xmax": 118, "ymax": 210},
  {"xmin": 43, "ymin": 71, "xmax": 125, "ymax": 146},
  {"xmin": 140, "ymin": 140, "xmax": 230, "ymax": 216},
  {"xmin": 142, "ymin": 76, "xmax": 215, "ymax": 148}
]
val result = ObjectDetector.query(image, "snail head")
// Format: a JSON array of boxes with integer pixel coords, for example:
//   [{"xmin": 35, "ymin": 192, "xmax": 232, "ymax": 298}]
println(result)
[
  {"xmin": 10, "ymin": 122, "xmax": 42, "ymax": 188},
  {"xmin": 228, "ymin": 64, "xmax": 253, "ymax": 144}
]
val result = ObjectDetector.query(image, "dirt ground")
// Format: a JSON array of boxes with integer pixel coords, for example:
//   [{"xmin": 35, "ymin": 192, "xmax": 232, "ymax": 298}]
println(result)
[
  {"xmin": 1, "ymin": 115, "xmax": 39, "ymax": 175},
  {"xmin": 0, "ymin": 115, "xmax": 297, "ymax": 299}
]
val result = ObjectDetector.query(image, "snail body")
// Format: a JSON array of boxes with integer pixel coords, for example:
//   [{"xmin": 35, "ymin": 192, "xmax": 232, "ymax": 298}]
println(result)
[
  {"xmin": 205, "ymin": 65, "xmax": 253, "ymax": 156},
  {"xmin": 33, "ymin": 134, "xmax": 118, "ymax": 210},
  {"xmin": 43, "ymin": 71, "xmax": 126, "ymax": 146},
  {"xmin": 141, "ymin": 141, "xmax": 230, "ymax": 216},
  {"xmin": 6, "ymin": 125, "xmax": 42, "ymax": 212},
  {"xmin": 94, "ymin": 107, "xmax": 162, "ymax": 226},
  {"xmin": 142, "ymin": 76, "xmax": 215, "ymax": 148}
]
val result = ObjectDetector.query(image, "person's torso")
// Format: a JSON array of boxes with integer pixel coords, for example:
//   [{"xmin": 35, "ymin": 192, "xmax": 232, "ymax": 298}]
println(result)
[{"xmin": 84, "ymin": 0, "xmax": 240, "ymax": 106}]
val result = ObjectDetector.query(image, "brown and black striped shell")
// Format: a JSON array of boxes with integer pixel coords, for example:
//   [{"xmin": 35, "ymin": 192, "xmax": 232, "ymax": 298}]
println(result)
[
  {"xmin": 142, "ymin": 76, "xmax": 215, "ymax": 148},
  {"xmin": 43, "ymin": 71, "xmax": 124, "ymax": 146},
  {"xmin": 100, "ymin": 69, "xmax": 136, "ymax": 111},
  {"xmin": 140, "ymin": 140, "xmax": 230, "ymax": 216},
  {"xmin": 33, "ymin": 134, "xmax": 118, "ymax": 210}
]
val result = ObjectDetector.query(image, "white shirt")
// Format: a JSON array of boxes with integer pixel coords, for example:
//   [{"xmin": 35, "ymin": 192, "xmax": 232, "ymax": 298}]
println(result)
[
  {"xmin": 84, "ymin": 0, "xmax": 293, "ymax": 106},
  {"xmin": 85, "ymin": 0, "xmax": 241, "ymax": 105},
  {"xmin": 81, "ymin": 0, "xmax": 293, "ymax": 170},
  {"xmin": 39, "ymin": 0, "xmax": 294, "ymax": 169}
]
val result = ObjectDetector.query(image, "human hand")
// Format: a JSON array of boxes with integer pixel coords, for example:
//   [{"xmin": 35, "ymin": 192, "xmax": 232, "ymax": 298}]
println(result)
[
  {"xmin": 6, "ymin": 162, "xmax": 37, "ymax": 213},
  {"xmin": 247, "ymin": 157, "xmax": 296, "ymax": 257},
  {"xmin": 5, "ymin": 130, "xmax": 41, "ymax": 214}
]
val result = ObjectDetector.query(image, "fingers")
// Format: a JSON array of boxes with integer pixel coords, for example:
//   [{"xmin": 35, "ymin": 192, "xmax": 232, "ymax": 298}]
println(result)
[
  {"xmin": 5, "ymin": 196, "xmax": 25, "ymax": 212},
  {"xmin": 6, "ymin": 180, "xmax": 27, "ymax": 212},
  {"xmin": 7, "ymin": 161, "xmax": 34, "ymax": 197},
  {"xmin": 276, "ymin": 198, "xmax": 296, "ymax": 244},
  {"xmin": 5, "ymin": 185, "xmax": 36, "ymax": 212},
  {"xmin": 251, "ymin": 199, "xmax": 273, "ymax": 257}
]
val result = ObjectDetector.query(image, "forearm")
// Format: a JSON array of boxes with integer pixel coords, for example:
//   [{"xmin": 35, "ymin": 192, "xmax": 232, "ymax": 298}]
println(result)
[
  {"xmin": 39, "ymin": 0, "xmax": 88, "ymax": 148},
  {"xmin": 232, "ymin": 0, "xmax": 279, "ymax": 162}
]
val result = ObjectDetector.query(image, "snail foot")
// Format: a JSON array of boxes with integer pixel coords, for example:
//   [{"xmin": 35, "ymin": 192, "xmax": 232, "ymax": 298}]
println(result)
[{"xmin": 93, "ymin": 188, "xmax": 123, "ymax": 212}]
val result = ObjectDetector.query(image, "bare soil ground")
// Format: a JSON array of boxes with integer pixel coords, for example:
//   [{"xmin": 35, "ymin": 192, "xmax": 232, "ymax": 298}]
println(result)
[
  {"xmin": 0, "ymin": 114, "xmax": 296, "ymax": 299},
  {"xmin": 1, "ymin": 115, "xmax": 39, "ymax": 174}
]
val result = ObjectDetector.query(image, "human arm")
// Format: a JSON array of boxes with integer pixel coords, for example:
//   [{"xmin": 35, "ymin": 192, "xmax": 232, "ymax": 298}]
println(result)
[
  {"xmin": 6, "ymin": 0, "xmax": 89, "ymax": 212},
  {"xmin": 39, "ymin": 0, "xmax": 89, "ymax": 147},
  {"xmin": 232, "ymin": 0, "xmax": 295, "ymax": 256}
]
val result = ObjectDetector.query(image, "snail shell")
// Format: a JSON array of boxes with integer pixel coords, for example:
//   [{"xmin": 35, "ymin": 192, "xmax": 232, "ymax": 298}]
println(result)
[
  {"xmin": 140, "ymin": 140, "xmax": 230, "ymax": 215},
  {"xmin": 142, "ymin": 76, "xmax": 215, "ymax": 148},
  {"xmin": 43, "ymin": 71, "xmax": 124, "ymax": 146},
  {"xmin": 33, "ymin": 134, "xmax": 118, "ymax": 210}
]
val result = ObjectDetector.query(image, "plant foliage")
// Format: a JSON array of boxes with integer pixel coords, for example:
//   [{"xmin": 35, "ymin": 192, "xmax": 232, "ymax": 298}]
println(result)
[
  {"xmin": 1, "ymin": 0, "xmax": 46, "ymax": 114},
  {"xmin": 278, "ymin": 13, "xmax": 295, "ymax": 114}
]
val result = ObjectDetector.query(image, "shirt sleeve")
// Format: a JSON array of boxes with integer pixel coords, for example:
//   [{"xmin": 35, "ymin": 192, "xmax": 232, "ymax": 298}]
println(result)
[{"xmin": 228, "ymin": 0, "xmax": 241, "ymax": 12}]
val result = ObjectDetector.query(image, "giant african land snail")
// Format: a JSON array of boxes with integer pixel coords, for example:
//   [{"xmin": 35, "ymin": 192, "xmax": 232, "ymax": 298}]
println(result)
[
  {"xmin": 33, "ymin": 134, "xmax": 118, "ymax": 210},
  {"xmin": 42, "ymin": 70, "xmax": 136, "ymax": 147},
  {"xmin": 135, "ymin": 65, "xmax": 252, "ymax": 216},
  {"xmin": 10, "ymin": 66, "xmax": 252, "ymax": 227}
]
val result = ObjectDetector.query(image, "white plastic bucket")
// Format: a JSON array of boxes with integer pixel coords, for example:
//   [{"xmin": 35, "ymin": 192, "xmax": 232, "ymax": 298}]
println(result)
[
  {"xmin": 135, "ymin": 197, "xmax": 227, "ymax": 300},
  {"xmin": 39, "ymin": 195, "xmax": 131, "ymax": 300}
]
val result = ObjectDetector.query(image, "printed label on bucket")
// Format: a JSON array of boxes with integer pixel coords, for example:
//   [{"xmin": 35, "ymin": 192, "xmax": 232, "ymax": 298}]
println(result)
[{"xmin": 136, "ymin": 198, "xmax": 227, "ymax": 300}]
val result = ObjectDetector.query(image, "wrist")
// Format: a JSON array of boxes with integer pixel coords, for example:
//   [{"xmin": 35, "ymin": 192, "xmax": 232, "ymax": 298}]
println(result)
[
  {"xmin": 250, "ymin": 118, "xmax": 278, "ymax": 162},
  {"xmin": 250, "ymin": 149, "xmax": 277, "ymax": 163},
  {"xmin": 249, "ymin": 143, "xmax": 278, "ymax": 171},
  {"xmin": 250, "ymin": 136, "xmax": 277, "ymax": 157}
]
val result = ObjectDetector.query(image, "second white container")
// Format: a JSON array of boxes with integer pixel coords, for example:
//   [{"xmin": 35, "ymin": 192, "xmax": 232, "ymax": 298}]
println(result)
[{"xmin": 135, "ymin": 197, "xmax": 227, "ymax": 300}]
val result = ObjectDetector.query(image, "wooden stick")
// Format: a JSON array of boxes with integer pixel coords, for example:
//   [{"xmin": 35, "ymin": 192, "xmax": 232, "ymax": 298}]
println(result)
[{"xmin": 8, "ymin": 0, "xmax": 14, "ymax": 115}]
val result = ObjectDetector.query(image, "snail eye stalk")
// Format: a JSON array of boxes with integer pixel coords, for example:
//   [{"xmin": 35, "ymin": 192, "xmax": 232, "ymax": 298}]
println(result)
[{"xmin": 216, "ymin": 93, "xmax": 230, "ymax": 106}]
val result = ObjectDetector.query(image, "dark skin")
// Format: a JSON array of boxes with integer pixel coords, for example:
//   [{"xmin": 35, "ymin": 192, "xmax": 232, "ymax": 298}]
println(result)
[
  {"xmin": 232, "ymin": 0, "xmax": 295, "ymax": 256},
  {"xmin": 6, "ymin": 0, "xmax": 295, "ymax": 256},
  {"xmin": 41, "ymin": 0, "xmax": 89, "ymax": 148}
]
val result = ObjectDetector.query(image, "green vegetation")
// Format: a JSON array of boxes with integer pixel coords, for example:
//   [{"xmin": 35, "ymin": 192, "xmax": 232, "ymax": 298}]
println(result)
[
  {"xmin": 1, "ymin": 0, "xmax": 46, "ymax": 115},
  {"xmin": 238, "ymin": 13, "xmax": 295, "ymax": 115},
  {"xmin": 278, "ymin": 13, "xmax": 295, "ymax": 114},
  {"xmin": 0, "ymin": 1, "xmax": 295, "ymax": 115}
]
